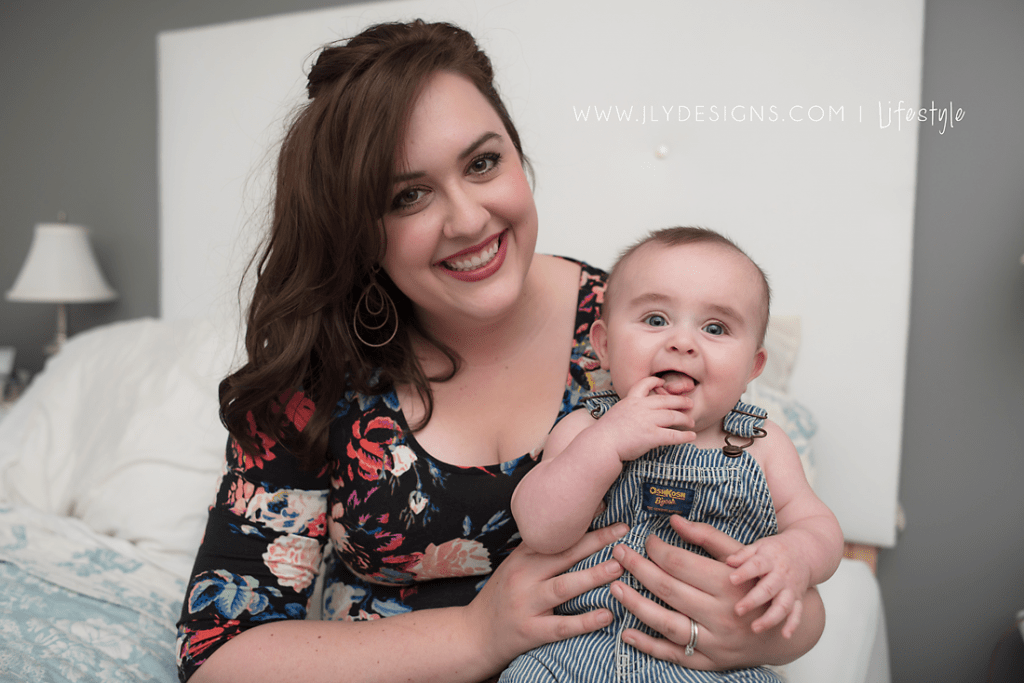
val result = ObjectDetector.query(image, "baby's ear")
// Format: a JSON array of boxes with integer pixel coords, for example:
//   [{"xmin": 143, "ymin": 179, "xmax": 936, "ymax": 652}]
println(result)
[
  {"xmin": 589, "ymin": 319, "xmax": 611, "ymax": 370},
  {"xmin": 749, "ymin": 346, "xmax": 768, "ymax": 382}
]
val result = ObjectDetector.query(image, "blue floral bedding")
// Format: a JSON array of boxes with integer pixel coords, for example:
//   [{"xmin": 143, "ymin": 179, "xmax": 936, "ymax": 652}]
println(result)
[{"xmin": 0, "ymin": 506, "xmax": 184, "ymax": 682}]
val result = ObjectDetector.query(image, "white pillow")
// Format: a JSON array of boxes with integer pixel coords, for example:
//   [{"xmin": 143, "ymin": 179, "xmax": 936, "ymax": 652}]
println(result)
[
  {"xmin": 743, "ymin": 314, "xmax": 817, "ymax": 486},
  {"xmin": 758, "ymin": 315, "xmax": 801, "ymax": 393},
  {"xmin": 742, "ymin": 382, "xmax": 818, "ymax": 488},
  {"xmin": 0, "ymin": 317, "xmax": 242, "ymax": 580}
]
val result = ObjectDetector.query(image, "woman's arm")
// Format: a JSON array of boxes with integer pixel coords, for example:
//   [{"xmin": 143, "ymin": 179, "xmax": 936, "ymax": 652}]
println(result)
[
  {"xmin": 190, "ymin": 523, "xmax": 631, "ymax": 683},
  {"xmin": 610, "ymin": 516, "xmax": 825, "ymax": 669}
]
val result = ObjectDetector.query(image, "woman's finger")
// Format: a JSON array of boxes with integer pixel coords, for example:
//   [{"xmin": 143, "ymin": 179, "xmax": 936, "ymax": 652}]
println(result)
[
  {"xmin": 642, "ymin": 533, "xmax": 739, "ymax": 599},
  {"xmin": 668, "ymin": 515, "xmax": 745, "ymax": 561},
  {"xmin": 533, "ymin": 523, "xmax": 629, "ymax": 604},
  {"xmin": 610, "ymin": 580, "xmax": 716, "ymax": 670},
  {"xmin": 554, "ymin": 523, "xmax": 630, "ymax": 569},
  {"xmin": 609, "ymin": 577, "xmax": 695, "ymax": 646},
  {"xmin": 620, "ymin": 626, "xmax": 716, "ymax": 670},
  {"xmin": 612, "ymin": 542, "xmax": 716, "ymax": 616}
]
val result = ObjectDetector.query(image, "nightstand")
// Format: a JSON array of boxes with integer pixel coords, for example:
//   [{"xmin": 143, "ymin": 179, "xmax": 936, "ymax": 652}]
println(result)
[{"xmin": 1, "ymin": 346, "xmax": 24, "ymax": 423}]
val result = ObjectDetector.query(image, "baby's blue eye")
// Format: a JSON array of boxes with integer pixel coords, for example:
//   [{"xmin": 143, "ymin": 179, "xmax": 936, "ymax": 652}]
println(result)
[
  {"xmin": 703, "ymin": 322, "xmax": 726, "ymax": 336},
  {"xmin": 644, "ymin": 314, "xmax": 668, "ymax": 327}
]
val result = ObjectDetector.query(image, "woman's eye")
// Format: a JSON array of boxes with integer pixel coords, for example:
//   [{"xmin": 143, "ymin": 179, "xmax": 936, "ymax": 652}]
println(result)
[
  {"xmin": 392, "ymin": 187, "xmax": 427, "ymax": 210},
  {"xmin": 643, "ymin": 314, "xmax": 668, "ymax": 327},
  {"xmin": 703, "ymin": 322, "xmax": 726, "ymax": 336},
  {"xmin": 468, "ymin": 152, "xmax": 501, "ymax": 176}
]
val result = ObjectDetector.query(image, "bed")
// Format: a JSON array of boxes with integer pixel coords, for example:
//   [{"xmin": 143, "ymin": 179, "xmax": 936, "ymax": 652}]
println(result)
[{"xmin": 0, "ymin": 314, "xmax": 890, "ymax": 682}]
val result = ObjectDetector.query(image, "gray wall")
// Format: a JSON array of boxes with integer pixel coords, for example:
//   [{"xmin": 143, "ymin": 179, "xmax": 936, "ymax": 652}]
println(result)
[
  {"xmin": 1, "ymin": 1, "xmax": 1022, "ymax": 681},
  {"xmin": 877, "ymin": 0, "xmax": 1024, "ymax": 679}
]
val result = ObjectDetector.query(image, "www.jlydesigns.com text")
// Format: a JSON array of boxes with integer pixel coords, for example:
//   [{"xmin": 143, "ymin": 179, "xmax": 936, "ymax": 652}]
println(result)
[{"xmin": 571, "ymin": 101, "xmax": 965, "ymax": 134}]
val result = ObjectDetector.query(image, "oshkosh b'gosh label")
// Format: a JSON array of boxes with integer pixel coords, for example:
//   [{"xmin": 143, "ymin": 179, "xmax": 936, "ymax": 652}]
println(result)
[{"xmin": 642, "ymin": 482, "xmax": 695, "ymax": 516}]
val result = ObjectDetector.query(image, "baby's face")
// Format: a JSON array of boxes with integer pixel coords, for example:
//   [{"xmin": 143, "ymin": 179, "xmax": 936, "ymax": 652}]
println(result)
[{"xmin": 592, "ymin": 241, "xmax": 767, "ymax": 440}]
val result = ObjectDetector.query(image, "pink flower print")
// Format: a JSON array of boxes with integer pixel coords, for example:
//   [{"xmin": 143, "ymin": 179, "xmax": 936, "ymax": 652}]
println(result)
[
  {"xmin": 375, "ymin": 531, "xmax": 404, "ymax": 554},
  {"xmin": 235, "ymin": 418, "xmax": 277, "ymax": 471},
  {"xmin": 225, "ymin": 478, "xmax": 261, "ymax": 517},
  {"xmin": 307, "ymin": 513, "xmax": 327, "ymax": 537},
  {"xmin": 262, "ymin": 535, "xmax": 322, "ymax": 591},
  {"xmin": 329, "ymin": 520, "xmax": 352, "ymax": 556},
  {"xmin": 408, "ymin": 539, "xmax": 491, "ymax": 580},
  {"xmin": 281, "ymin": 391, "xmax": 314, "ymax": 431},
  {"xmin": 347, "ymin": 415, "xmax": 398, "ymax": 481}
]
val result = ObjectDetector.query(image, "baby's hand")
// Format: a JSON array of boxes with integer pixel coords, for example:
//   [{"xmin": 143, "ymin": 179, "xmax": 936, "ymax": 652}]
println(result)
[
  {"xmin": 595, "ymin": 376, "xmax": 695, "ymax": 462},
  {"xmin": 726, "ymin": 536, "xmax": 812, "ymax": 639}
]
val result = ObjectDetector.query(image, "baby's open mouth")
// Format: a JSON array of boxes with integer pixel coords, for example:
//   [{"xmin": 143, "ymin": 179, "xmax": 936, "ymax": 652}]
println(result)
[{"xmin": 656, "ymin": 370, "xmax": 697, "ymax": 394}]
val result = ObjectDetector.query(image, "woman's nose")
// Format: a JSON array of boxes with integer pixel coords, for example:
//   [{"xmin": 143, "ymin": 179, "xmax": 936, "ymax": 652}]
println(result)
[{"xmin": 442, "ymin": 185, "xmax": 489, "ymax": 239}]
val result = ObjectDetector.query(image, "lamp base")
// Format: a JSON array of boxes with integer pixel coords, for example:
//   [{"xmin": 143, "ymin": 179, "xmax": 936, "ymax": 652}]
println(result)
[{"xmin": 43, "ymin": 303, "xmax": 68, "ymax": 356}]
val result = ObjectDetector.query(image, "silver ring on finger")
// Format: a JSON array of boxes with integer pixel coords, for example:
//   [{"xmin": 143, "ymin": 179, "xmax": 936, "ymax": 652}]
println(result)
[{"xmin": 685, "ymin": 616, "xmax": 698, "ymax": 656}]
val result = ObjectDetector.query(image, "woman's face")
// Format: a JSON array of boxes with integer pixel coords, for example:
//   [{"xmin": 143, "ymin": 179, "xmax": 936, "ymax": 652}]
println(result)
[{"xmin": 381, "ymin": 71, "xmax": 538, "ymax": 331}]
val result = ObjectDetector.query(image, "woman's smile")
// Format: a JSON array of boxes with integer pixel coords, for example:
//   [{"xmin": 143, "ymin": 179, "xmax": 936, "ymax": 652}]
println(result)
[{"xmin": 436, "ymin": 230, "xmax": 508, "ymax": 281}]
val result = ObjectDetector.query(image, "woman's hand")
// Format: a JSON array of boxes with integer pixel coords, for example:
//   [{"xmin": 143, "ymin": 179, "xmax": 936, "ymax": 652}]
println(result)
[
  {"xmin": 466, "ymin": 522, "xmax": 630, "ymax": 671},
  {"xmin": 609, "ymin": 516, "xmax": 825, "ymax": 670}
]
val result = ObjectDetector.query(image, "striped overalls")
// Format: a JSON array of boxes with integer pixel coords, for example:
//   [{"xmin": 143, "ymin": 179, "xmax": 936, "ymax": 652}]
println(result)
[{"xmin": 500, "ymin": 393, "xmax": 783, "ymax": 683}]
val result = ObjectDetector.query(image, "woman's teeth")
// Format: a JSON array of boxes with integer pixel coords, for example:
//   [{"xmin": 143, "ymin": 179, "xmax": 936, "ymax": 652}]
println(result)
[{"xmin": 445, "ymin": 238, "xmax": 500, "ymax": 272}]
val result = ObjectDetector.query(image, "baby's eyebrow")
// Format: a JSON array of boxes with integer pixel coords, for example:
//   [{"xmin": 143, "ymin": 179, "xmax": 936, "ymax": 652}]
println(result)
[
  {"xmin": 707, "ymin": 303, "xmax": 745, "ymax": 322},
  {"xmin": 626, "ymin": 293, "xmax": 747, "ymax": 323},
  {"xmin": 626, "ymin": 292, "xmax": 672, "ymax": 308}
]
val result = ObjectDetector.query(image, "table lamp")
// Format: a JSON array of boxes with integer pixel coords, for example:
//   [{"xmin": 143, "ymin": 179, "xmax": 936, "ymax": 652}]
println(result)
[{"xmin": 6, "ymin": 221, "xmax": 118, "ymax": 354}]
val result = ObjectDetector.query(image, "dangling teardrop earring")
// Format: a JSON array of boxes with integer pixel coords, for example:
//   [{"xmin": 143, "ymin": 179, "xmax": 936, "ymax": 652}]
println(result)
[{"xmin": 353, "ymin": 267, "xmax": 398, "ymax": 348}]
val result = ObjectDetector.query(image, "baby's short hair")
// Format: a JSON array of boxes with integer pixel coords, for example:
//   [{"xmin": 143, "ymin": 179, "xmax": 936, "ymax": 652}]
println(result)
[{"xmin": 605, "ymin": 226, "xmax": 772, "ymax": 344}]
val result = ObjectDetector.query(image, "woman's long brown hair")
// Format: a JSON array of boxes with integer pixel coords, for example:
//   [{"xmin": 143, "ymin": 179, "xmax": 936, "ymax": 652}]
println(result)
[{"xmin": 219, "ymin": 20, "xmax": 529, "ymax": 471}]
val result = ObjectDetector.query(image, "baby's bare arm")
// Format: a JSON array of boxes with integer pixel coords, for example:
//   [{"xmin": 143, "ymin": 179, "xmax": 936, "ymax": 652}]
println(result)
[
  {"xmin": 726, "ymin": 421, "xmax": 844, "ymax": 637},
  {"xmin": 512, "ymin": 378, "xmax": 695, "ymax": 555},
  {"xmin": 511, "ymin": 409, "xmax": 621, "ymax": 554}
]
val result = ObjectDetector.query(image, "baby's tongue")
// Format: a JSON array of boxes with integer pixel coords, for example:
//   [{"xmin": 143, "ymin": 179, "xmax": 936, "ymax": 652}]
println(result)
[{"xmin": 658, "ymin": 371, "xmax": 695, "ymax": 394}]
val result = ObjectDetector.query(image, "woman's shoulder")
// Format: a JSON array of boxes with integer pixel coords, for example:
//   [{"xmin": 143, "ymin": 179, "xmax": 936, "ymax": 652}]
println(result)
[
  {"xmin": 543, "ymin": 254, "xmax": 606, "ymax": 316},
  {"xmin": 550, "ymin": 254, "xmax": 608, "ymax": 281},
  {"xmin": 553, "ymin": 256, "xmax": 610, "ymax": 406}
]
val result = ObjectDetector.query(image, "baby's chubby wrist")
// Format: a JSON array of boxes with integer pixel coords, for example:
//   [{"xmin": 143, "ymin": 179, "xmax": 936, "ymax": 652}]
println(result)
[{"xmin": 573, "ymin": 419, "xmax": 632, "ymax": 470}]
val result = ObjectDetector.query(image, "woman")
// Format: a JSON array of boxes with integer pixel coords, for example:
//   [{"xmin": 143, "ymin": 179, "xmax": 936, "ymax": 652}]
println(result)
[{"xmin": 177, "ymin": 20, "xmax": 824, "ymax": 683}]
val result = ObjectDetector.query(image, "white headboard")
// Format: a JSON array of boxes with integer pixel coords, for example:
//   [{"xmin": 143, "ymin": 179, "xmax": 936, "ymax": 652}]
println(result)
[{"xmin": 157, "ymin": 0, "xmax": 924, "ymax": 547}]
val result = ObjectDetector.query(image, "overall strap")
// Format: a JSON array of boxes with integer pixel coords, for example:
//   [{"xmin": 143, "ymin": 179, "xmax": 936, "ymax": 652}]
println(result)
[
  {"xmin": 722, "ymin": 400, "xmax": 769, "ymax": 457},
  {"xmin": 581, "ymin": 390, "xmax": 620, "ymax": 419},
  {"xmin": 723, "ymin": 400, "xmax": 768, "ymax": 437}
]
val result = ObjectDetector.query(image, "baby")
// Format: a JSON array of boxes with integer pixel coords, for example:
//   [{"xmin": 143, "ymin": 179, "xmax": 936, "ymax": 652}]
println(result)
[{"xmin": 501, "ymin": 227, "xmax": 844, "ymax": 682}]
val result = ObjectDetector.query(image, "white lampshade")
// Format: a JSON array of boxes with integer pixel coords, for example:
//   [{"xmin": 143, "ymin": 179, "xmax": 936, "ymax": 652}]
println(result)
[{"xmin": 7, "ymin": 223, "xmax": 117, "ymax": 303}]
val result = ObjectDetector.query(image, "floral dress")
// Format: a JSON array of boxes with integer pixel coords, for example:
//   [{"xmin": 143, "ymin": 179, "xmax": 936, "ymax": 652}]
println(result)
[{"xmin": 175, "ymin": 261, "xmax": 608, "ymax": 681}]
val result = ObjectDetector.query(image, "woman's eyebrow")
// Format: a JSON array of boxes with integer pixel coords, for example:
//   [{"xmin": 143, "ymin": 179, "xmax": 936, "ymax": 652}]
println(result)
[
  {"xmin": 392, "ymin": 132, "xmax": 502, "ymax": 184},
  {"xmin": 459, "ymin": 131, "xmax": 501, "ymax": 160}
]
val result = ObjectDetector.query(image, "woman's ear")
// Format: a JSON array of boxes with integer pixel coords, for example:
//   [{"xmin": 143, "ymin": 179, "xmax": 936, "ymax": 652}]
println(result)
[{"xmin": 590, "ymin": 319, "xmax": 611, "ymax": 370}]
